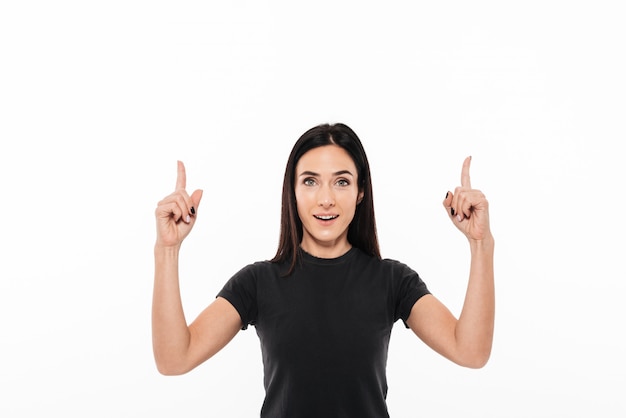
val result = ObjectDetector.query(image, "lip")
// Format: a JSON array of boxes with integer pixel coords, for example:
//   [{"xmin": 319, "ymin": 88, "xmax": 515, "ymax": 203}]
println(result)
[{"xmin": 313, "ymin": 214, "xmax": 339, "ymax": 222}]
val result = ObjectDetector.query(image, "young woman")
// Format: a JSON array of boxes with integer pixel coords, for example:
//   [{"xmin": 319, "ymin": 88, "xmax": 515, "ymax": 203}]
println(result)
[{"xmin": 152, "ymin": 123, "xmax": 495, "ymax": 417}]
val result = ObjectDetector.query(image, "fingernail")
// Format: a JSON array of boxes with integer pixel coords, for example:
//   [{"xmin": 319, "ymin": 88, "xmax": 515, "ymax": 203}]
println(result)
[
  {"xmin": 445, "ymin": 192, "xmax": 449, "ymax": 199},
  {"xmin": 450, "ymin": 207, "xmax": 455, "ymax": 216},
  {"xmin": 186, "ymin": 215, "xmax": 191, "ymax": 223},
  {"xmin": 456, "ymin": 215, "xmax": 462, "ymax": 222},
  {"xmin": 190, "ymin": 206, "xmax": 196, "ymax": 215}
]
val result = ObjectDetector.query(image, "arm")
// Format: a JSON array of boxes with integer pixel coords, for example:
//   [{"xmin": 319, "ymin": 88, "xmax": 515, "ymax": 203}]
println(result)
[
  {"xmin": 152, "ymin": 161, "xmax": 241, "ymax": 376},
  {"xmin": 407, "ymin": 156, "xmax": 495, "ymax": 369}
]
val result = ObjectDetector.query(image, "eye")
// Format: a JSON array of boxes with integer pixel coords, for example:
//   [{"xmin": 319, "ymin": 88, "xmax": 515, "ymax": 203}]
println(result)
[
  {"xmin": 336, "ymin": 179, "xmax": 350, "ymax": 187},
  {"xmin": 303, "ymin": 178, "xmax": 317, "ymax": 186}
]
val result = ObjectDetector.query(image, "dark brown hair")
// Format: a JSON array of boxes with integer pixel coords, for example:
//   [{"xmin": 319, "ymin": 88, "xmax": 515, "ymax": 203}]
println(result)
[{"xmin": 270, "ymin": 123, "xmax": 380, "ymax": 274}]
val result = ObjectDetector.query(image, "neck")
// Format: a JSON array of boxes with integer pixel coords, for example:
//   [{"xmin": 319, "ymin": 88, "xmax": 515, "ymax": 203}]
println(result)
[{"xmin": 300, "ymin": 241, "xmax": 352, "ymax": 259}]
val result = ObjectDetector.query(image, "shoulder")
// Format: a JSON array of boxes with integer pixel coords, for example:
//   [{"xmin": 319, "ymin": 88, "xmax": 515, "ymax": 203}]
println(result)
[
  {"xmin": 350, "ymin": 249, "xmax": 423, "ymax": 284},
  {"xmin": 236, "ymin": 260, "xmax": 275, "ymax": 274},
  {"xmin": 230, "ymin": 260, "xmax": 282, "ymax": 282},
  {"xmin": 354, "ymin": 248, "xmax": 418, "ymax": 277},
  {"xmin": 381, "ymin": 257, "xmax": 418, "ymax": 276}
]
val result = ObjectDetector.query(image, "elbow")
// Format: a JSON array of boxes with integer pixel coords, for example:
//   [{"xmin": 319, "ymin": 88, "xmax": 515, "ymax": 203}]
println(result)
[
  {"xmin": 463, "ymin": 354, "xmax": 490, "ymax": 369},
  {"xmin": 154, "ymin": 354, "xmax": 193, "ymax": 376},
  {"xmin": 453, "ymin": 329, "xmax": 494, "ymax": 369},
  {"xmin": 156, "ymin": 363, "xmax": 187, "ymax": 376},
  {"xmin": 458, "ymin": 347, "xmax": 492, "ymax": 369}
]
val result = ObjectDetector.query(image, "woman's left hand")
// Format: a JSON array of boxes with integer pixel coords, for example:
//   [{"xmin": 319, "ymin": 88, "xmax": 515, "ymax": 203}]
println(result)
[{"xmin": 443, "ymin": 156, "xmax": 492, "ymax": 242}]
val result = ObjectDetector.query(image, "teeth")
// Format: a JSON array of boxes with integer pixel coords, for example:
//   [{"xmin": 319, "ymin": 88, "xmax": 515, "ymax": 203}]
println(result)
[{"xmin": 315, "ymin": 215, "xmax": 337, "ymax": 220}]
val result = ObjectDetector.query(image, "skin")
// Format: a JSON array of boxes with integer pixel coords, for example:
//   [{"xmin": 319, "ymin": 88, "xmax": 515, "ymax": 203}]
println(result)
[
  {"xmin": 407, "ymin": 156, "xmax": 494, "ymax": 368},
  {"xmin": 152, "ymin": 153, "xmax": 494, "ymax": 375},
  {"xmin": 152, "ymin": 161, "xmax": 240, "ymax": 375},
  {"xmin": 295, "ymin": 145, "xmax": 364, "ymax": 259}
]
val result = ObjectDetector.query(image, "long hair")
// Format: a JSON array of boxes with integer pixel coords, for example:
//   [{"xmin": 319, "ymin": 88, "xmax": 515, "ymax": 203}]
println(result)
[{"xmin": 271, "ymin": 123, "xmax": 380, "ymax": 274}]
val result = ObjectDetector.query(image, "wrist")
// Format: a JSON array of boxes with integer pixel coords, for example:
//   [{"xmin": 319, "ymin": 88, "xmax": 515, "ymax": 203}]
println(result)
[
  {"xmin": 469, "ymin": 235, "xmax": 495, "ymax": 252},
  {"xmin": 154, "ymin": 243, "xmax": 182, "ymax": 257}
]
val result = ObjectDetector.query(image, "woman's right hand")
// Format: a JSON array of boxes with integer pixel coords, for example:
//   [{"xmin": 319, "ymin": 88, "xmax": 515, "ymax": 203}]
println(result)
[{"xmin": 154, "ymin": 161, "xmax": 203, "ymax": 248}]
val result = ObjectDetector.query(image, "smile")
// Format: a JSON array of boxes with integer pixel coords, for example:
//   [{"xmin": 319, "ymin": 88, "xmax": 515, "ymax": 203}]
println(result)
[{"xmin": 314, "ymin": 215, "xmax": 339, "ymax": 221}]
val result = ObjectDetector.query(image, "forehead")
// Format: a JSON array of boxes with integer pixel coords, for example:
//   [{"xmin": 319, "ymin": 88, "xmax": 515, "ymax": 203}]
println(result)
[{"xmin": 296, "ymin": 145, "xmax": 357, "ymax": 173}]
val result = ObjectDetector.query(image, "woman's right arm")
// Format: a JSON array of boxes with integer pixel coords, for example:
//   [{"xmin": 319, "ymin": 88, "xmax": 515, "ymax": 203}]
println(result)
[{"xmin": 152, "ymin": 161, "xmax": 241, "ymax": 376}]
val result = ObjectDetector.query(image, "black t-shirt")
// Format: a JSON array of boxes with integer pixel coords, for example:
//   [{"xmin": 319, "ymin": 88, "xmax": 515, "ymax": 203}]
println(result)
[{"xmin": 217, "ymin": 247, "xmax": 430, "ymax": 418}]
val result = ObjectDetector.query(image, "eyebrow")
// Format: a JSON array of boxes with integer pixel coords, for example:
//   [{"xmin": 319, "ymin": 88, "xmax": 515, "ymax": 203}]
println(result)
[{"xmin": 298, "ymin": 170, "xmax": 355, "ymax": 177}]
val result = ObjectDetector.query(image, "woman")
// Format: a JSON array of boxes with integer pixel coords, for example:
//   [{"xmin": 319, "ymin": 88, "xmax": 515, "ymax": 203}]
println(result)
[{"xmin": 152, "ymin": 123, "xmax": 495, "ymax": 417}]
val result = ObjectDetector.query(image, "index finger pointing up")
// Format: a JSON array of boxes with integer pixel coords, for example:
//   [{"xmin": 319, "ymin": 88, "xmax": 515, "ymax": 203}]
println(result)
[
  {"xmin": 176, "ymin": 160, "xmax": 187, "ymax": 190},
  {"xmin": 461, "ymin": 156, "xmax": 472, "ymax": 188}
]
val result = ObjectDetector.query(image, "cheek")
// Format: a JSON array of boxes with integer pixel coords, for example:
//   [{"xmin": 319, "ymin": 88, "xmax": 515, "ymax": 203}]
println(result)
[
  {"xmin": 295, "ymin": 201, "xmax": 304, "ymax": 217},
  {"xmin": 294, "ymin": 190, "xmax": 304, "ymax": 208},
  {"xmin": 295, "ymin": 187, "xmax": 317, "ymax": 203},
  {"xmin": 342, "ymin": 192, "xmax": 360, "ymax": 208},
  {"xmin": 294, "ymin": 191, "xmax": 310, "ymax": 216}
]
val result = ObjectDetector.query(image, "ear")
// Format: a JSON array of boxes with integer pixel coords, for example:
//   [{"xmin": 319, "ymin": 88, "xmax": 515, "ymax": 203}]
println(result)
[{"xmin": 357, "ymin": 191, "xmax": 364, "ymax": 205}]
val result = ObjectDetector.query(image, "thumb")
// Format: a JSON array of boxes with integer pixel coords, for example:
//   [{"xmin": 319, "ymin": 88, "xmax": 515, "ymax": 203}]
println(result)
[
  {"xmin": 443, "ymin": 190, "xmax": 461, "ymax": 222},
  {"xmin": 443, "ymin": 191, "xmax": 453, "ymax": 214},
  {"xmin": 191, "ymin": 189, "xmax": 203, "ymax": 213}
]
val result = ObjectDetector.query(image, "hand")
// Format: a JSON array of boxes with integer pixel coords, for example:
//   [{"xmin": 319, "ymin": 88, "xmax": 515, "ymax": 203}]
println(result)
[
  {"xmin": 443, "ymin": 156, "xmax": 492, "ymax": 242},
  {"xmin": 154, "ymin": 161, "xmax": 203, "ymax": 248}
]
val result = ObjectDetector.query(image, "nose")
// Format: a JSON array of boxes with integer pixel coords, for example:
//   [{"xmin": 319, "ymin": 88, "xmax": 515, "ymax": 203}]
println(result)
[{"xmin": 317, "ymin": 185, "xmax": 335, "ymax": 208}]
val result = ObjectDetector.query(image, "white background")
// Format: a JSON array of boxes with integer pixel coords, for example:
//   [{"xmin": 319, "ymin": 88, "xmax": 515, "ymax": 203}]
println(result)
[{"xmin": 1, "ymin": 1, "xmax": 625, "ymax": 417}]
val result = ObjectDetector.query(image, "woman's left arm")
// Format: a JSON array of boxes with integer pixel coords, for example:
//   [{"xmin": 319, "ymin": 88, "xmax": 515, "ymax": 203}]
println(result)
[{"xmin": 407, "ymin": 156, "xmax": 495, "ymax": 368}]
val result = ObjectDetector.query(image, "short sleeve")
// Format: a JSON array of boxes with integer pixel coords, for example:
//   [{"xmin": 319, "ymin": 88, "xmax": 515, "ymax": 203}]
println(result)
[
  {"xmin": 393, "ymin": 263, "xmax": 430, "ymax": 328},
  {"xmin": 216, "ymin": 263, "xmax": 260, "ymax": 330}
]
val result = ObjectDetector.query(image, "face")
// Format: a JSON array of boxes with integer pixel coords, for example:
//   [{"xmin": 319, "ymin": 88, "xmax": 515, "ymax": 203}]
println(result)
[{"xmin": 295, "ymin": 145, "xmax": 364, "ymax": 258}]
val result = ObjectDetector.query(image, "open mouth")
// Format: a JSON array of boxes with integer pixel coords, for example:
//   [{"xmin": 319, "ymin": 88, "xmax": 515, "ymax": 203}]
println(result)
[{"xmin": 314, "ymin": 215, "xmax": 339, "ymax": 221}]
